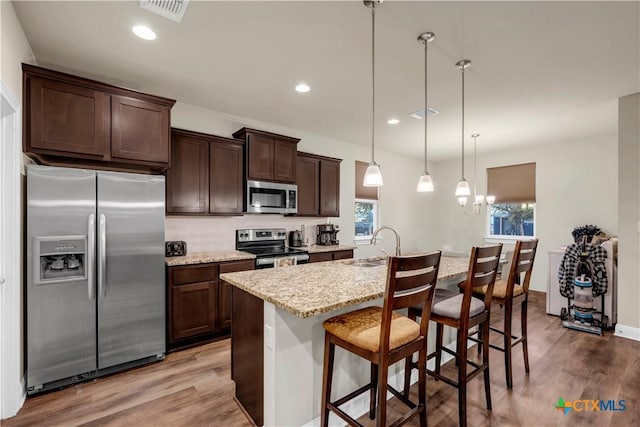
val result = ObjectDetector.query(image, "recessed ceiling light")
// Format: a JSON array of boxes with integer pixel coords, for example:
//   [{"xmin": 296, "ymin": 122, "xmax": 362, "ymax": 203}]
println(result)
[
  {"xmin": 295, "ymin": 83, "xmax": 311, "ymax": 93},
  {"xmin": 387, "ymin": 118, "xmax": 400, "ymax": 125},
  {"xmin": 132, "ymin": 25, "xmax": 156, "ymax": 41}
]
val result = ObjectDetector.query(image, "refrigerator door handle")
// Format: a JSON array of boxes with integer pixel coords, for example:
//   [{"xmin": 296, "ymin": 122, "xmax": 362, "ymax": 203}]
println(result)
[
  {"xmin": 87, "ymin": 213, "xmax": 96, "ymax": 301},
  {"xmin": 98, "ymin": 213, "xmax": 107, "ymax": 298}
]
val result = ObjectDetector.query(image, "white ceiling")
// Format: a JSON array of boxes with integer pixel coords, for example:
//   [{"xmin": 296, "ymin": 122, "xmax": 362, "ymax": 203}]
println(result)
[{"xmin": 12, "ymin": 1, "xmax": 640, "ymax": 161}]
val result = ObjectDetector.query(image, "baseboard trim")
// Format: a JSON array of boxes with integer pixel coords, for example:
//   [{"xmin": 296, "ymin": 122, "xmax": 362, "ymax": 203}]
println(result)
[
  {"xmin": 614, "ymin": 323, "xmax": 640, "ymax": 341},
  {"xmin": 303, "ymin": 339, "xmax": 473, "ymax": 427}
]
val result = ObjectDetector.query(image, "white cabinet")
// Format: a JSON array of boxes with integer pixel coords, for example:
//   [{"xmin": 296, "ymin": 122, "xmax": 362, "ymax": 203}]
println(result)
[{"xmin": 546, "ymin": 248, "xmax": 567, "ymax": 316}]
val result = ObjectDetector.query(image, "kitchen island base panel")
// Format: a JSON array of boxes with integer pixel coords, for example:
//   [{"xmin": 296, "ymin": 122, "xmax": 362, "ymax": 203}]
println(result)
[{"xmin": 231, "ymin": 286, "xmax": 263, "ymax": 426}]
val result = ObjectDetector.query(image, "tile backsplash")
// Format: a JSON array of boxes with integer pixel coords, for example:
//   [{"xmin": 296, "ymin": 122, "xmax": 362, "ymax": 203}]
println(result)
[{"xmin": 165, "ymin": 215, "xmax": 331, "ymax": 252}]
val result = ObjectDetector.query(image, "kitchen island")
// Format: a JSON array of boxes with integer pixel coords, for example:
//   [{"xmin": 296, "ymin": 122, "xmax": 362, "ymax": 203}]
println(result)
[{"xmin": 220, "ymin": 256, "xmax": 469, "ymax": 426}]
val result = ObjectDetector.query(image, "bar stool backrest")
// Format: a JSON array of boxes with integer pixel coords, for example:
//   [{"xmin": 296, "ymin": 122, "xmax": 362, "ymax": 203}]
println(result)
[
  {"xmin": 379, "ymin": 251, "xmax": 442, "ymax": 354},
  {"xmin": 505, "ymin": 239, "xmax": 539, "ymax": 297},
  {"xmin": 460, "ymin": 245, "xmax": 503, "ymax": 323}
]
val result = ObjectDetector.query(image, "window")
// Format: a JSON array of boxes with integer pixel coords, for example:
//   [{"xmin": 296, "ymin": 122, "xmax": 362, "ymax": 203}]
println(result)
[
  {"xmin": 355, "ymin": 199, "xmax": 378, "ymax": 239},
  {"xmin": 487, "ymin": 163, "xmax": 536, "ymax": 238},
  {"xmin": 355, "ymin": 161, "xmax": 379, "ymax": 241},
  {"xmin": 489, "ymin": 203, "xmax": 535, "ymax": 237}
]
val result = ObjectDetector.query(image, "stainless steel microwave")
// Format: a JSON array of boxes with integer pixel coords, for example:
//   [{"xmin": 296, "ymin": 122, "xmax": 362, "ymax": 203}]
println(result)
[{"xmin": 246, "ymin": 180, "xmax": 297, "ymax": 214}]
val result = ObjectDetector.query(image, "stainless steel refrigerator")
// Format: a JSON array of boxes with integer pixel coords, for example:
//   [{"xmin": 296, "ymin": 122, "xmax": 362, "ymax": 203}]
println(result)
[{"xmin": 26, "ymin": 165, "xmax": 165, "ymax": 394}]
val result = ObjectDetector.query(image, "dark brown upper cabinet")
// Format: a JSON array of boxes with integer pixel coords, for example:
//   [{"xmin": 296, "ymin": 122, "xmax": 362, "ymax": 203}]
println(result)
[
  {"xmin": 209, "ymin": 137, "xmax": 244, "ymax": 214},
  {"xmin": 296, "ymin": 154, "xmax": 320, "ymax": 216},
  {"xmin": 320, "ymin": 159, "xmax": 341, "ymax": 217},
  {"xmin": 166, "ymin": 130, "xmax": 210, "ymax": 214},
  {"xmin": 111, "ymin": 95, "xmax": 170, "ymax": 164},
  {"xmin": 296, "ymin": 152, "xmax": 341, "ymax": 217},
  {"xmin": 167, "ymin": 128, "xmax": 244, "ymax": 216},
  {"xmin": 23, "ymin": 64, "xmax": 175, "ymax": 173},
  {"xmin": 232, "ymin": 128, "xmax": 300, "ymax": 183}
]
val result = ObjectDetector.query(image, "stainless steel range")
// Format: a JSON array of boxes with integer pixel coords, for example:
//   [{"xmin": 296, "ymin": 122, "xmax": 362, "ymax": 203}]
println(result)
[{"xmin": 236, "ymin": 228, "xmax": 309, "ymax": 269}]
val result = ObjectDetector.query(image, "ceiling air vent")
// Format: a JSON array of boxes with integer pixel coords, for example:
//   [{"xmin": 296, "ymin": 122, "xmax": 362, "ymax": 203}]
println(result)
[
  {"xmin": 138, "ymin": 0, "xmax": 189, "ymax": 23},
  {"xmin": 409, "ymin": 107, "xmax": 439, "ymax": 120}
]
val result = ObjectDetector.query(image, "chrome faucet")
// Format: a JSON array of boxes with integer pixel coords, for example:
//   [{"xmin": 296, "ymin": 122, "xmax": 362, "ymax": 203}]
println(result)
[{"xmin": 370, "ymin": 226, "xmax": 401, "ymax": 256}]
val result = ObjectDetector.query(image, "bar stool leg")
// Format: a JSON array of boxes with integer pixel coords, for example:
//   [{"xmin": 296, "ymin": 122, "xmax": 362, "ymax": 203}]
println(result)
[
  {"xmin": 504, "ymin": 300, "xmax": 514, "ymax": 389},
  {"xmin": 321, "ymin": 333, "xmax": 335, "ymax": 427},
  {"xmin": 435, "ymin": 323, "xmax": 443, "ymax": 378},
  {"xmin": 369, "ymin": 362, "xmax": 378, "ymax": 419},
  {"xmin": 482, "ymin": 320, "xmax": 492, "ymax": 411},
  {"xmin": 522, "ymin": 298, "xmax": 530, "ymax": 374},
  {"xmin": 417, "ymin": 347, "xmax": 427, "ymax": 427},
  {"xmin": 403, "ymin": 309, "xmax": 417, "ymax": 398},
  {"xmin": 375, "ymin": 359, "xmax": 389, "ymax": 427},
  {"xmin": 457, "ymin": 328, "xmax": 468, "ymax": 427}
]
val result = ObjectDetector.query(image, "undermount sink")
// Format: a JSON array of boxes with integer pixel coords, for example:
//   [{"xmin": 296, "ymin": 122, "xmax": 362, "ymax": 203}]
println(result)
[{"xmin": 344, "ymin": 258, "xmax": 387, "ymax": 267}]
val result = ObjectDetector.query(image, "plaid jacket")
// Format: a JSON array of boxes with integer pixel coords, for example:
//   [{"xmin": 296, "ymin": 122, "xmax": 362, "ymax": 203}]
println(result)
[{"xmin": 558, "ymin": 243, "xmax": 608, "ymax": 298}]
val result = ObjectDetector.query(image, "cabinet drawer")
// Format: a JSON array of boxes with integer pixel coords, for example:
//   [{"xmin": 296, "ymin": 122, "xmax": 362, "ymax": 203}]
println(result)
[
  {"xmin": 171, "ymin": 264, "xmax": 219, "ymax": 286},
  {"xmin": 309, "ymin": 252, "xmax": 333, "ymax": 263},
  {"xmin": 220, "ymin": 259, "xmax": 255, "ymax": 274},
  {"xmin": 333, "ymin": 250, "xmax": 354, "ymax": 260}
]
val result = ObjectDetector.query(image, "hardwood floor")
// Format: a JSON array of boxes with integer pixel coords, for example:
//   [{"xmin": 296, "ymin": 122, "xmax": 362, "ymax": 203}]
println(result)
[{"xmin": 5, "ymin": 291, "xmax": 639, "ymax": 426}]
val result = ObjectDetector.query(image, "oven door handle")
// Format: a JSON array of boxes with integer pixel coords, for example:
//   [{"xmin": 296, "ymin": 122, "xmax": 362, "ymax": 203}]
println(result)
[{"xmin": 256, "ymin": 257, "xmax": 275, "ymax": 267}]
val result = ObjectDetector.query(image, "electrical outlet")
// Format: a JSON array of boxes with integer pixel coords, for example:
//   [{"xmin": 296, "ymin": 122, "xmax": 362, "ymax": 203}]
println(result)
[{"xmin": 264, "ymin": 325, "xmax": 273, "ymax": 351}]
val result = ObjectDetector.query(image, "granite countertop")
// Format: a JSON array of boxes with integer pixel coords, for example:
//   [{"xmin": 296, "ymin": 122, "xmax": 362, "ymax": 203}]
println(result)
[
  {"xmin": 220, "ymin": 255, "xmax": 469, "ymax": 318},
  {"xmin": 304, "ymin": 244, "xmax": 357, "ymax": 253},
  {"xmin": 165, "ymin": 250, "xmax": 255, "ymax": 266}
]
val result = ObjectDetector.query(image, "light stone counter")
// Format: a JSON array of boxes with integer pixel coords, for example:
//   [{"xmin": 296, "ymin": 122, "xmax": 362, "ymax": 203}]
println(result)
[
  {"xmin": 304, "ymin": 244, "xmax": 357, "ymax": 253},
  {"xmin": 165, "ymin": 250, "xmax": 255, "ymax": 266},
  {"xmin": 220, "ymin": 255, "xmax": 469, "ymax": 318}
]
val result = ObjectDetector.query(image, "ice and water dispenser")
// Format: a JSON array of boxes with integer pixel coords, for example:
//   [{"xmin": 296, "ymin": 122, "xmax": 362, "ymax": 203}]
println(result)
[{"xmin": 33, "ymin": 236, "xmax": 87, "ymax": 284}]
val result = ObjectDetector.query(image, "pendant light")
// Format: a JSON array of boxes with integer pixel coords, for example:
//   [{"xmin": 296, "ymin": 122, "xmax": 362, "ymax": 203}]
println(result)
[
  {"xmin": 454, "ymin": 59, "xmax": 472, "ymax": 201},
  {"xmin": 363, "ymin": 0, "xmax": 383, "ymax": 187},
  {"xmin": 416, "ymin": 32, "xmax": 435, "ymax": 192}
]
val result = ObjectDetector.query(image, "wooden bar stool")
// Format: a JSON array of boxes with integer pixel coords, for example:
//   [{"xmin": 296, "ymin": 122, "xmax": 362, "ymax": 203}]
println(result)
[
  {"xmin": 320, "ymin": 252, "xmax": 442, "ymax": 427},
  {"xmin": 472, "ymin": 239, "xmax": 538, "ymax": 388},
  {"xmin": 406, "ymin": 245, "xmax": 502, "ymax": 427}
]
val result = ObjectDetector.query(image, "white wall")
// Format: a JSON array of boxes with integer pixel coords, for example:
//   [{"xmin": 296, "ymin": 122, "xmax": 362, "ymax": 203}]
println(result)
[
  {"xmin": 0, "ymin": 0, "xmax": 35, "ymax": 419},
  {"xmin": 429, "ymin": 134, "xmax": 619, "ymax": 292},
  {"xmin": 617, "ymin": 93, "xmax": 640, "ymax": 335},
  {"xmin": 168, "ymin": 102, "xmax": 436, "ymax": 258}
]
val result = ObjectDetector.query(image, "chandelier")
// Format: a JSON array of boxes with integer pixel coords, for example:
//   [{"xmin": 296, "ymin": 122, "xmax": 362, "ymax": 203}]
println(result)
[{"xmin": 458, "ymin": 133, "xmax": 495, "ymax": 215}]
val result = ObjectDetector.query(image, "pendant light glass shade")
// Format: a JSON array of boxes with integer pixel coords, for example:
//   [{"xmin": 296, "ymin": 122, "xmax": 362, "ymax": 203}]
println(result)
[
  {"xmin": 416, "ymin": 31, "xmax": 435, "ymax": 193},
  {"xmin": 455, "ymin": 178, "xmax": 471, "ymax": 196},
  {"xmin": 364, "ymin": 162, "xmax": 383, "ymax": 187},
  {"xmin": 416, "ymin": 172, "xmax": 434, "ymax": 192},
  {"xmin": 363, "ymin": 0, "xmax": 383, "ymax": 187},
  {"xmin": 486, "ymin": 195, "xmax": 496, "ymax": 205}
]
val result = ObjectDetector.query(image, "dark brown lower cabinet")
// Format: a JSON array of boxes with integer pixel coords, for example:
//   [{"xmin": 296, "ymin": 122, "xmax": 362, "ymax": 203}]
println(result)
[
  {"xmin": 308, "ymin": 249, "xmax": 354, "ymax": 263},
  {"xmin": 167, "ymin": 259, "xmax": 254, "ymax": 350},
  {"xmin": 171, "ymin": 281, "xmax": 217, "ymax": 341}
]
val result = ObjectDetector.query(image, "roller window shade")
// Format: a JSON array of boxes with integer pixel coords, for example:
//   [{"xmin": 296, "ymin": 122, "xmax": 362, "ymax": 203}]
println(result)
[
  {"xmin": 487, "ymin": 162, "xmax": 536, "ymax": 203},
  {"xmin": 355, "ymin": 161, "xmax": 378, "ymax": 200}
]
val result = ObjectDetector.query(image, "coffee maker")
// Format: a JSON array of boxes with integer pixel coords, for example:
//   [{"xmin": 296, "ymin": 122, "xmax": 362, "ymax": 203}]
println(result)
[{"xmin": 316, "ymin": 224, "xmax": 339, "ymax": 246}]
